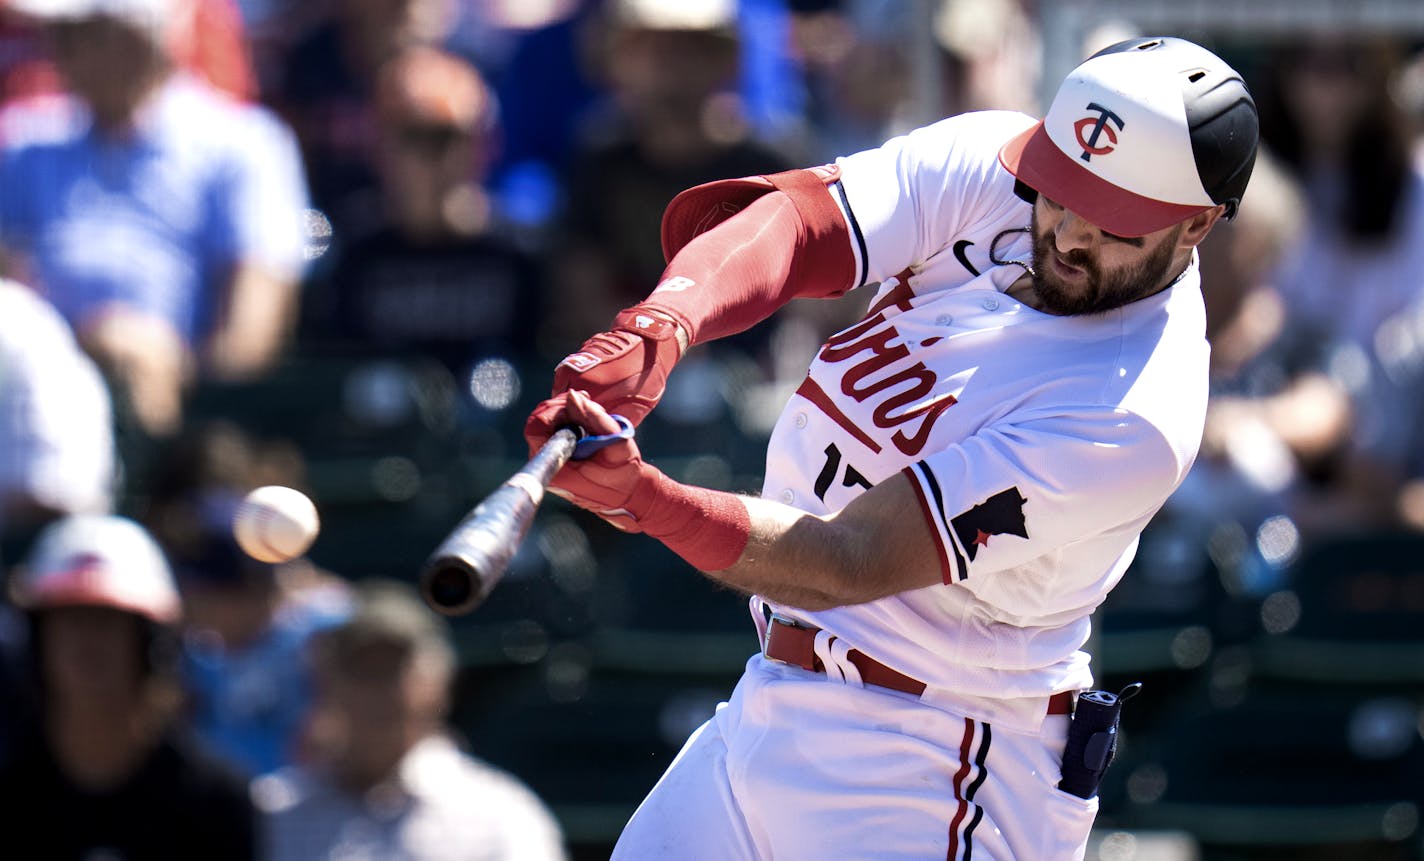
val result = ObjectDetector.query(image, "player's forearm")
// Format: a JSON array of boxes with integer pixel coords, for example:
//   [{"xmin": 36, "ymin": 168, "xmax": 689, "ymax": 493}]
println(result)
[
  {"xmin": 705, "ymin": 496, "xmax": 886, "ymax": 611},
  {"xmin": 535, "ymin": 394, "xmax": 940, "ymax": 608},
  {"xmin": 639, "ymin": 190, "xmax": 855, "ymax": 347},
  {"xmin": 657, "ymin": 476, "xmax": 942, "ymax": 612},
  {"xmin": 618, "ymin": 470, "xmax": 874, "ymax": 609}
]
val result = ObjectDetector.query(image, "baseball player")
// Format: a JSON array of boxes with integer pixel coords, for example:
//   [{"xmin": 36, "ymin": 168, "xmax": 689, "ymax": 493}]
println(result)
[{"xmin": 526, "ymin": 37, "xmax": 1257, "ymax": 859}]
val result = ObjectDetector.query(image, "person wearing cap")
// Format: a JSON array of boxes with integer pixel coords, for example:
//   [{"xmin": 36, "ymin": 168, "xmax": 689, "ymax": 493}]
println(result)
[
  {"xmin": 523, "ymin": 36, "xmax": 1257, "ymax": 858},
  {"xmin": 0, "ymin": 0, "xmax": 309, "ymax": 438},
  {"xmin": 252, "ymin": 578, "xmax": 568, "ymax": 861},
  {"xmin": 0, "ymin": 513, "xmax": 257, "ymax": 859},
  {"xmin": 300, "ymin": 46, "xmax": 547, "ymax": 377}
]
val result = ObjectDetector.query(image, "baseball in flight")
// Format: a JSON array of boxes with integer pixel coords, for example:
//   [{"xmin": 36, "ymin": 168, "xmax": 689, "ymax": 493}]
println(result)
[{"xmin": 233, "ymin": 485, "xmax": 320, "ymax": 563}]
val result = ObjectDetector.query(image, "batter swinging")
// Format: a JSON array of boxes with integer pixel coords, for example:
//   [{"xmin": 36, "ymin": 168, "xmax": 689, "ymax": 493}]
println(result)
[{"xmin": 526, "ymin": 36, "xmax": 1258, "ymax": 859}]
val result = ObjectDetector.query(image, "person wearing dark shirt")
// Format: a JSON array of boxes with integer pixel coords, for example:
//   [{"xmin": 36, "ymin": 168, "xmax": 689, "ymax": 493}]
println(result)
[
  {"xmin": 302, "ymin": 46, "xmax": 544, "ymax": 377},
  {"xmin": 274, "ymin": 0, "xmax": 456, "ymax": 226},
  {"xmin": 0, "ymin": 514, "xmax": 255, "ymax": 860},
  {"xmin": 551, "ymin": 0, "xmax": 795, "ymax": 349}
]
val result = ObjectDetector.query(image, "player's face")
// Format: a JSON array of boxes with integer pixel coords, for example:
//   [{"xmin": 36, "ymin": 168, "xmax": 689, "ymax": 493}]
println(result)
[{"xmin": 1029, "ymin": 197, "xmax": 1186, "ymax": 316}]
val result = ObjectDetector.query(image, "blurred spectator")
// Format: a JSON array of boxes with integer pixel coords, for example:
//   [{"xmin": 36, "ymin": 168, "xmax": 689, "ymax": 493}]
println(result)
[
  {"xmin": 0, "ymin": 514, "xmax": 256, "ymax": 859},
  {"xmin": 0, "ymin": 276, "xmax": 114, "ymax": 777},
  {"xmin": 0, "ymin": 278, "xmax": 114, "ymax": 559},
  {"xmin": 273, "ymin": 0, "xmax": 457, "ymax": 228},
  {"xmin": 0, "ymin": 596, "xmax": 24, "ymax": 766},
  {"xmin": 444, "ymin": 0, "xmax": 595, "ymax": 234},
  {"xmin": 1242, "ymin": 35, "xmax": 1424, "ymax": 537},
  {"xmin": 0, "ymin": 0, "xmax": 63, "ymax": 103},
  {"xmin": 253, "ymin": 578, "xmax": 568, "ymax": 861},
  {"xmin": 0, "ymin": 0, "xmax": 257, "ymax": 106},
  {"xmin": 142, "ymin": 420, "xmax": 351, "ymax": 779},
  {"xmin": 550, "ymin": 0, "xmax": 795, "ymax": 350},
  {"xmin": 781, "ymin": 0, "xmax": 1040, "ymax": 165},
  {"xmin": 1155, "ymin": 151, "xmax": 1308, "ymax": 597},
  {"xmin": 782, "ymin": 1, "xmax": 908, "ymax": 161},
  {"xmin": 1197, "ymin": 152, "xmax": 1304, "ymax": 387},
  {"xmin": 221, "ymin": 0, "xmax": 322, "ymax": 101},
  {"xmin": 0, "ymin": 0, "xmax": 309, "ymax": 438},
  {"xmin": 301, "ymin": 46, "xmax": 546, "ymax": 378},
  {"xmin": 931, "ymin": 0, "xmax": 1038, "ymax": 117},
  {"xmin": 733, "ymin": 0, "xmax": 806, "ymax": 154},
  {"xmin": 169, "ymin": 0, "xmax": 257, "ymax": 101}
]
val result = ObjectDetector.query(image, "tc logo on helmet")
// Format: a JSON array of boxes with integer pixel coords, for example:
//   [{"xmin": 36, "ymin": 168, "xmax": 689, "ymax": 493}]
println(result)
[{"xmin": 1073, "ymin": 102, "xmax": 1126, "ymax": 162}]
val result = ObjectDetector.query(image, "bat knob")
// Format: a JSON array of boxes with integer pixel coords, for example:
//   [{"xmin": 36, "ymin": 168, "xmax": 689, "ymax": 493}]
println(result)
[{"xmin": 420, "ymin": 558, "xmax": 481, "ymax": 616}]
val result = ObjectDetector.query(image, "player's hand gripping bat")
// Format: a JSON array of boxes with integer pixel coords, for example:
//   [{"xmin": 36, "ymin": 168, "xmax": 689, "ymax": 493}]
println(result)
[{"xmin": 419, "ymin": 416, "xmax": 634, "ymax": 616}]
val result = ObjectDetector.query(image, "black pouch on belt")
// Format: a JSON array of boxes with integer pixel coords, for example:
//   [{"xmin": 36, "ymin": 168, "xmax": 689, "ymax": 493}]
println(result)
[{"xmin": 1057, "ymin": 682, "xmax": 1142, "ymax": 799}]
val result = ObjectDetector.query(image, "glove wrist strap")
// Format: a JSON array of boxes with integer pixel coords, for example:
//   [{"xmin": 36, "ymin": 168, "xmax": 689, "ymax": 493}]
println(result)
[{"xmin": 612, "ymin": 306, "xmax": 687, "ymax": 359}]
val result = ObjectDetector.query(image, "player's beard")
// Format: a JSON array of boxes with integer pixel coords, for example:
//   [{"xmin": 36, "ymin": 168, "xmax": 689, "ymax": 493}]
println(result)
[{"xmin": 1028, "ymin": 212, "xmax": 1184, "ymax": 316}]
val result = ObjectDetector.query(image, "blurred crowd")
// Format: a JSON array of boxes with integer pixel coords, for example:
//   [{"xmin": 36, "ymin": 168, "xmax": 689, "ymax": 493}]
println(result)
[{"xmin": 2, "ymin": 0, "xmax": 1424, "ymax": 858}]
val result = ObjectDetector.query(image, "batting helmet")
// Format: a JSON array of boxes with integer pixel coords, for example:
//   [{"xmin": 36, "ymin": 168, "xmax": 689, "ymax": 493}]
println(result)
[
  {"xmin": 12, "ymin": 514, "xmax": 181, "ymax": 624},
  {"xmin": 1000, "ymin": 36, "xmax": 1258, "ymax": 237}
]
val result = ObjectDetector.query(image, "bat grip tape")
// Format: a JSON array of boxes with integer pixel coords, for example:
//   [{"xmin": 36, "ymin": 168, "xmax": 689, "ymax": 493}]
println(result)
[{"xmin": 572, "ymin": 414, "xmax": 635, "ymax": 460}]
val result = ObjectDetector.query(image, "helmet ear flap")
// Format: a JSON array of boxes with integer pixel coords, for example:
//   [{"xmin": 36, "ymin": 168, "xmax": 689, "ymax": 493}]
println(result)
[{"xmin": 1013, "ymin": 179, "xmax": 1038, "ymax": 205}]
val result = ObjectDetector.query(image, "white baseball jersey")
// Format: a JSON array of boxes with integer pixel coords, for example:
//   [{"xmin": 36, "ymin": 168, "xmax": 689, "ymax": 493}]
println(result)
[
  {"xmin": 759, "ymin": 110, "xmax": 1210, "ymax": 734},
  {"xmin": 614, "ymin": 109, "xmax": 1211, "ymax": 861}
]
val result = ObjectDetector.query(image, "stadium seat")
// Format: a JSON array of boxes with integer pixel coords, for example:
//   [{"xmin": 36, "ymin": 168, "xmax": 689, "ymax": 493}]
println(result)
[
  {"xmin": 1251, "ymin": 530, "xmax": 1424, "ymax": 686},
  {"xmin": 453, "ymin": 664, "xmax": 731, "ymax": 851},
  {"xmin": 1109, "ymin": 682, "xmax": 1424, "ymax": 853}
]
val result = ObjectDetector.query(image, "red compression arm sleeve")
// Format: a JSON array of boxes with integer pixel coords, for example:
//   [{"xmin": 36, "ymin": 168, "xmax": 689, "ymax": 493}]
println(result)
[
  {"xmin": 637, "ymin": 472, "xmax": 751, "ymax": 572},
  {"xmin": 640, "ymin": 185, "xmax": 858, "ymax": 347}
]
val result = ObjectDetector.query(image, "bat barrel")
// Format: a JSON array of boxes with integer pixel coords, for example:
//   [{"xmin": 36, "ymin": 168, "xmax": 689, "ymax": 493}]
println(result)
[
  {"xmin": 421, "ymin": 555, "xmax": 482, "ymax": 615},
  {"xmin": 419, "ymin": 427, "xmax": 580, "ymax": 616}
]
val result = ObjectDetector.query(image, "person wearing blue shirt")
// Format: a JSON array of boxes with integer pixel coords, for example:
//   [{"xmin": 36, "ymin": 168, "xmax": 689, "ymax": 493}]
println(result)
[{"xmin": 0, "ymin": 0, "xmax": 309, "ymax": 437}]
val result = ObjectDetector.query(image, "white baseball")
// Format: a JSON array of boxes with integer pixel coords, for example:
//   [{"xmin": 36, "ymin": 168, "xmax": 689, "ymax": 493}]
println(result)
[{"xmin": 232, "ymin": 485, "xmax": 320, "ymax": 563}]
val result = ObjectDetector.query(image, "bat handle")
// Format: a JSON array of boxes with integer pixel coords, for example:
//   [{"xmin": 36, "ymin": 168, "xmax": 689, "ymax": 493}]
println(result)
[{"xmin": 420, "ymin": 427, "xmax": 581, "ymax": 616}]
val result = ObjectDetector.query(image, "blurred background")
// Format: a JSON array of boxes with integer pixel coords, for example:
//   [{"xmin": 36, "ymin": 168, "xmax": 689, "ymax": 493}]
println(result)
[{"xmin": 4, "ymin": 0, "xmax": 1424, "ymax": 858}]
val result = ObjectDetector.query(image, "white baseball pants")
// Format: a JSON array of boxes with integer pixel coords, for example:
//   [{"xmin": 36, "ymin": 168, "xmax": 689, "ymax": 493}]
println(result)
[{"xmin": 610, "ymin": 656, "xmax": 1098, "ymax": 860}]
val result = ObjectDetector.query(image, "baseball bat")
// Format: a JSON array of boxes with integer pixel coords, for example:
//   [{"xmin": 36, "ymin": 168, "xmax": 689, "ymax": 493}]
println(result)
[{"xmin": 419, "ymin": 427, "xmax": 580, "ymax": 616}]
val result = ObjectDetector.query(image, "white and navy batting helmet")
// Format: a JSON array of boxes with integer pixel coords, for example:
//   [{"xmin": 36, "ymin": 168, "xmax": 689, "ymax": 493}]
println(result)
[{"xmin": 1000, "ymin": 36, "xmax": 1258, "ymax": 237}]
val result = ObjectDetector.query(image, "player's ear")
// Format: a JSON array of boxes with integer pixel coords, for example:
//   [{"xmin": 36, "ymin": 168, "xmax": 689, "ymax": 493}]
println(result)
[{"xmin": 1178, "ymin": 204, "xmax": 1228, "ymax": 249}]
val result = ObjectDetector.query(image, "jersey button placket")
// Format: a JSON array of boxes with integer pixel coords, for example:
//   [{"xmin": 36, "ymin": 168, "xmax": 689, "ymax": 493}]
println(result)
[
  {"xmin": 794, "ymin": 412, "xmax": 808, "ymax": 429},
  {"xmin": 780, "ymin": 489, "xmax": 795, "ymax": 504},
  {"xmin": 982, "ymin": 297, "xmax": 1000, "ymax": 311}
]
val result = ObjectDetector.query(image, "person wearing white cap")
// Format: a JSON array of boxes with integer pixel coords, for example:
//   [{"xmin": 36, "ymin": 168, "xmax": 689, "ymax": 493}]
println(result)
[
  {"xmin": 0, "ymin": 0, "xmax": 309, "ymax": 438},
  {"xmin": 523, "ymin": 36, "xmax": 1257, "ymax": 859},
  {"xmin": 0, "ymin": 514, "xmax": 257, "ymax": 859}
]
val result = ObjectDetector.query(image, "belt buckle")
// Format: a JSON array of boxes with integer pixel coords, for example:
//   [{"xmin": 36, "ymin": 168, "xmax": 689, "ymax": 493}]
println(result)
[
  {"xmin": 769, "ymin": 612, "xmax": 803, "ymax": 629},
  {"xmin": 762, "ymin": 612, "xmax": 804, "ymax": 666}
]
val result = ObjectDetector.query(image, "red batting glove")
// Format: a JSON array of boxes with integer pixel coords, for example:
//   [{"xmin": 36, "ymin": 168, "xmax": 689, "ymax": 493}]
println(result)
[
  {"xmin": 524, "ymin": 390, "xmax": 657, "ymax": 532},
  {"xmin": 549, "ymin": 306, "xmax": 683, "ymax": 426},
  {"xmin": 524, "ymin": 390, "xmax": 751, "ymax": 569}
]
